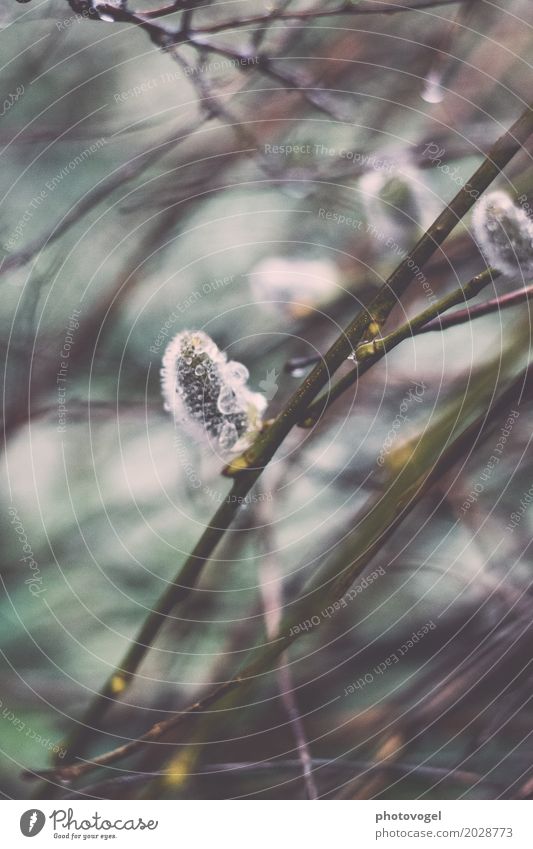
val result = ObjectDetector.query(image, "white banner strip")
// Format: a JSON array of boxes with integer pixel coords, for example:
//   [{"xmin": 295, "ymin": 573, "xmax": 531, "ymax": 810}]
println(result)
[{"xmin": 3, "ymin": 799, "xmax": 533, "ymax": 848}]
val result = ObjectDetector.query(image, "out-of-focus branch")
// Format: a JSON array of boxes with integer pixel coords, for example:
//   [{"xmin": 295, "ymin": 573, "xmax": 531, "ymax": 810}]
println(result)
[
  {"xmin": 64, "ymin": 1, "xmax": 461, "ymax": 122},
  {"xmin": 188, "ymin": 1, "xmax": 464, "ymax": 33},
  {"xmin": 58, "ymin": 757, "xmax": 503, "ymax": 799},
  {"xmin": 65, "ymin": 0, "xmax": 183, "ymax": 45},
  {"xmin": 0, "ymin": 117, "xmax": 204, "ymax": 277},
  {"xmin": 184, "ymin": 37, "xmax": 350, "ymax": 122},
  {"xmin": 65, "ymin": 0, "xmax": 462, "ymax": 34},
  {"xmin": 257, "ymin": 485, "xmax": 318, "ymax": 800}
]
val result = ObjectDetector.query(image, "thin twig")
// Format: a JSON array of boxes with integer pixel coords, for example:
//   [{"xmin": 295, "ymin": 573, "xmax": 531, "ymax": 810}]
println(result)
[
  {"xmin": 58, "ymin": 757, "xmax": 502, "ymax": 799},
  {"xmin": 299, "ymin": 276, "xmax": 533, "ymax": 426},
  {"xmin": 189, "ymin": 1, "xmax": 463, "ymax": 34},
  {"xmin": 419, "ymin": 283, "xmax": 533, "ymax": 333},
  {"xmin": 286, "ymin": 279, "xmax": 533, "ymax": 375},
  {"xmin": 299, "ymin": 267, "xmax": 498, "ymax": 426}
]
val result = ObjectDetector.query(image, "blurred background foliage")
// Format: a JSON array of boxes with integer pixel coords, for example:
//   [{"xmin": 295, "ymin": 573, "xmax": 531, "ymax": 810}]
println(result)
[{"xmin": 1, "ymin": 0, "xmax": 533, "ymax": 799}]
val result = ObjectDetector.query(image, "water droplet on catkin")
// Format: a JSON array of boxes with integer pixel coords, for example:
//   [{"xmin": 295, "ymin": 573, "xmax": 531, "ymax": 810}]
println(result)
[{"xmin": 160, "ymin": 330, "xmax": 267, "ymax": 456}]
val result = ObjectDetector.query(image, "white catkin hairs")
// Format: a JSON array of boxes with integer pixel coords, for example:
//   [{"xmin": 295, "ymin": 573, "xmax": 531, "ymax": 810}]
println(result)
[
  {"xmin": 161, "ymin": 330, "xmax": 267, "ymax": 452},
  {"xmin": 472, "ymin": 191, "xmax": 533, "ymax": 277}
]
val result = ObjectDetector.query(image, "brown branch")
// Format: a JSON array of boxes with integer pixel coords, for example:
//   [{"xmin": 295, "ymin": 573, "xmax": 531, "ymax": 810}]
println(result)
[
  {"xmin": 419, "ymin": 283, "xmax": 533, "ymax": 333},
  {"xmin": 190, "ymin": 1, "xmax": 464, "ymax": 34},
  {"xmin": 58, "ymin": 757, "xmax": 503, "ymax": 799},
  {"xmin": 0, "ymin": 117, "xmax": 204, "ymax": 277},
  {"xmin": 139, "ymin": 1, "xmax": 204, "ymax": 19}
]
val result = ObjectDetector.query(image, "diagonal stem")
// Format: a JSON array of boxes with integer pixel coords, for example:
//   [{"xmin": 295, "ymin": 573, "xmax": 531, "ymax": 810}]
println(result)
[
  {"xmin": 419, "ymin": 281, "xmax": 533, "ymax": 333},
  {"xmin": 355, "ymin": 268, "xmax": 497, "ymax": 360},
  {"xmin": 299, "ymin": 267, "xmax": 500, "ymax": 426}
]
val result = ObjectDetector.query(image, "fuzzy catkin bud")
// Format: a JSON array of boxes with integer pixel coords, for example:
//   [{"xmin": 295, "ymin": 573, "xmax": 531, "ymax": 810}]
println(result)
[
  {"xmin": 472, "ymin": 191, "xmax": 533, "ymax": 276},
  {"xmin": 161, "ymin": 330, "xmax": 267, "ymax": 452}
]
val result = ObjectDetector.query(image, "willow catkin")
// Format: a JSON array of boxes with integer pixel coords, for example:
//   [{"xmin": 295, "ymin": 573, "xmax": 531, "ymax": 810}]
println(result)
[
  {"xmin": 472, "ymin": 191, "xmax": 533, "ymax": 277},
  {"xmin": 161, "ymin": 330, "xmax": 266, "ymax": 452}
]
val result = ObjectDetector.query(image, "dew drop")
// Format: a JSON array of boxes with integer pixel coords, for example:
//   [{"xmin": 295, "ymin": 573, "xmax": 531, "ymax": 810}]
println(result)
[
  {"xmin": 217, "ymin": 387, "xmax": 239, "ymax": 414},
  {"xmin": 227, "ymin": 361, "xmax": 249, "ymax": 384},
  {"xmin": 218, "ymin": 421, "xmax": 238, "ymax": 450},
  {"xmin": 421, "ymin": 71, "xmax": 444, "ymax": 104}
]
